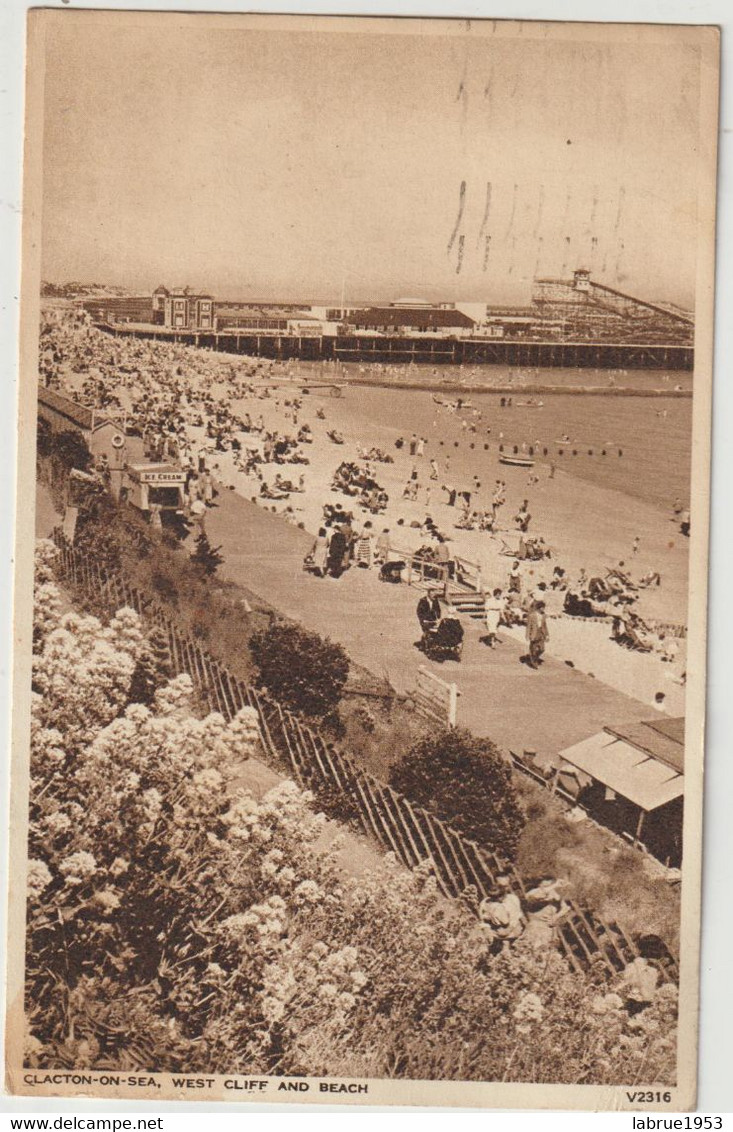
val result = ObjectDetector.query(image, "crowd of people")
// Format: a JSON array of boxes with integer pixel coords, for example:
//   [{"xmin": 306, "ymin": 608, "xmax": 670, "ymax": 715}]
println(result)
[
  {"xmin": 40, "ymin": 306, "xmax": 686, "ymax": 689},
  {"xmin": 304, "ymin": 517, "xmax": 389, "ymax": 579},
  {"xmin": 331, "ymin": 461, "xmax": 389, "ymax": 513}
]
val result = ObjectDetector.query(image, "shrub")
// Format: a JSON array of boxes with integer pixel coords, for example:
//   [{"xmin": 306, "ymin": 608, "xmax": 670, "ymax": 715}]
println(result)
[
  {"xmin": 190, "ymin": 532, "xmax": 225, "ymax": 577},
  {"xmin": 129, "ymin": 626, "xmax": 173, "ymax": 706},
  {"xmin": 250, "ymin": 621, "xmax": 349, "ymax": 719},
  {"xmin": 25, "ymin": 563, "xmax": 678, "ymax": 1086},
  {"xmin": 516, "ymin": 811, "xmax": 582, "ymax": 879},
  {"xmin": 36, "ymin": 417, "xmax": 53, "ymax": 460},
  {"xmin": 50, "ymin": 428, "xmax": 92, "ymax": 474},
  {"xmin": 389, "ymin": 728, "xmax": 525, "ymax": 859}
]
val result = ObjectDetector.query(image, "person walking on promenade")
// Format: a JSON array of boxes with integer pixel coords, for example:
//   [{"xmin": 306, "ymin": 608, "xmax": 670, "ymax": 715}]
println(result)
[
  {"xmin": 308, "ymin": 527, "xmax": 330, "ymax": 577},
  {"xmin": 326, "ymin": 525, "xmax": 347, "ymax": 578},
  {"xmin": 526, "ymin": 600, "xmax": 549, "ymax": 668},
  {"xmin": 189, "ymin": 496, "xmax": 206, "ymax": 537},
  {"xmin": 483, "ymin": 588, "xmax": 504, "ymax": 648},
  {"xmin": 375, "ymin": 528, "xmax": 391, "ymax": 564},
  {"xmin": 417, "ymin": 588, "xmax": 442, "ymax": 638},
  {"xmin": 355, "ymin": 521, "xmax": 374, "ymax": 568},
  {"xmin": 200, "ymin": 469, "xmax": 214, "ymax": 507}
]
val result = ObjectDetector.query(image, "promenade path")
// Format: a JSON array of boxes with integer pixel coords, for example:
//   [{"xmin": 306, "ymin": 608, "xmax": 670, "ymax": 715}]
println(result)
[{"xmin": 204, "ymin": 486, "xmax": 660, "ymax": 759}]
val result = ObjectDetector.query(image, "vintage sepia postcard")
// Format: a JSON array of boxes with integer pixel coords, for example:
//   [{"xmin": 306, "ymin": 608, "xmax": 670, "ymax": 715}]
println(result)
[{"xmin": 5, "ymin": 9, "xmax": 719, "ymax": 1111}]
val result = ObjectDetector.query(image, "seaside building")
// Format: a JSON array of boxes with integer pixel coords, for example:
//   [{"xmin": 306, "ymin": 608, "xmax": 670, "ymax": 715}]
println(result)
[
  {"xmin": 162, "ymin": 287, "xmax": 215, "ymax": 331},
  {"xmin": 37, "ymin": 386, "xmax": 126, "ymax": 466},
  {"xmin": 74, "ymin": 273, "xmax": 693, "ymax": 356},
  {"xmin": 78, "ymin": 295, "xmax": 156, "ymax": 324},
  {"xmin": 152, "ymin": 285, "xmax": 169, "ymax": 324},
  {"xmin": 556, "ymin": 715, "xmax": 684, "ymax": 866},
  {"xmin": 342, "ymin": 303, "xmax": 476, "ymax": 336}
]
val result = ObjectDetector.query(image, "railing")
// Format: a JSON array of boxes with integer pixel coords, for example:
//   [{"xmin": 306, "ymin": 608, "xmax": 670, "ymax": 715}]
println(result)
[
  {"xmin": 453, "ymin": 554, "xmax": 483, "ymax": 594},
  {"xmin": 48, "ymin": 530, "xmax": 677, "ymax": 984},
  {"xmin": 385, "ymin": 546, "xmax": 448, "ymax": 589}
]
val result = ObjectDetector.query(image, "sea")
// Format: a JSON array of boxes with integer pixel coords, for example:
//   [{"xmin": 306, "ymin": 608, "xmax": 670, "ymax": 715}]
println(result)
[{"xmin": 264, "ymin": 363, "xmax": 694, "ymax": 513}]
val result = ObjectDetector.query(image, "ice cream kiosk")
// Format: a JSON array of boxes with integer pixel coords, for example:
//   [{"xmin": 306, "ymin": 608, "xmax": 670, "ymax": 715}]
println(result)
[{"xmin": 123, "ymin": 462, "xmax": 187, "ymax": 518}]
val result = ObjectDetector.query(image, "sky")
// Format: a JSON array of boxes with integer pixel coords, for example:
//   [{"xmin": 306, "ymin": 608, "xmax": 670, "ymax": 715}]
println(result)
[{"xmin": 39, "ymin": 14, "xmax": 703, "ymax": 307}]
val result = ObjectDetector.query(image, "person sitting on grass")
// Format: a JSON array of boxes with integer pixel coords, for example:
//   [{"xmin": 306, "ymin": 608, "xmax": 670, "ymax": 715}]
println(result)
[{"xmin": 479, "ymin": 878, "xmax": 527, "ymax": 950}]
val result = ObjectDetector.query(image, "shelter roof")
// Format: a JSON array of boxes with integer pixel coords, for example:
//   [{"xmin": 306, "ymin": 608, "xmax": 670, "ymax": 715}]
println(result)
[
  {"xmin": 559, "ymin": 726, "xmax": 684, "ymax": 813},
  {"xmin": 604, "ymin": 717, "xmax": 684, "ymax": 775},
  {"xmin": 38, "ymin": 387, "xmax": 94, "ymax": 431}
]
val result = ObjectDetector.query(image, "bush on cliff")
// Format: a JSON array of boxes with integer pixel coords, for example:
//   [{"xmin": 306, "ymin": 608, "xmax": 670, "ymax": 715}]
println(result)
[
  {"xmin": 389, "ymin": 728, "xmax": 525, "ymax": 860},
  {"xmin": 250, "ymin": 621, "xmax": 349, "ymax": 719}
]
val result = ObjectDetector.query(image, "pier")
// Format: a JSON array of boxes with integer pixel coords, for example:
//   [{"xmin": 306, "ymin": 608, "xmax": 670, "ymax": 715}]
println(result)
[{"xmin": 97, "ymin": 323, "xmax": 693, "ymax": 372}]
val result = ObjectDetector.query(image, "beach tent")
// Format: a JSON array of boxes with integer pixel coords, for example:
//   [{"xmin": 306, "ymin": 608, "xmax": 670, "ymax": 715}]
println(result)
[{"xmin": 556, "ymin": 717, "xmax": 684, "ymax": 864}]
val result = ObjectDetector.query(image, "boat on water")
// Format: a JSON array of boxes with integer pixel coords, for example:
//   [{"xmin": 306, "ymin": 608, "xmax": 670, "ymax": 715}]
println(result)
[
  {"xmin": 432, "ymin": 393, "xmax": 474, "ymax": 410},
  {"xmin": 499, "ymin": 454, "xmax": 535, "ymax": 469},
  {"xmin": 515, "ymin": 399, "xmax": 544, "ymax": 408}
]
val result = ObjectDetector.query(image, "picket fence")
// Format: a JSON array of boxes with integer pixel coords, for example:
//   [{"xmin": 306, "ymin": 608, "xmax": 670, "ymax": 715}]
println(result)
[{"xmin": 49, "ymin": 530, "xmax": 677, "ymax": 985}]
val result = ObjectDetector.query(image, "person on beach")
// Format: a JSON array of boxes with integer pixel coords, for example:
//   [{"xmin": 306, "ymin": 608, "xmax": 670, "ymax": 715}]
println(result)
[
  {"xmin": 409, "ymin": 433, "xmax": 418, "ymax": 456},
  {"xmin": 515, "ymin": 500, "xmax": 531, "ymax": 532},
  {"xmin": 508, "ymin": 560, "xmax": 522, "ymax": 594},
  {"xmin": 526, "ymin": 600, "xmax": 549, "ymax": 668},
  {"xmin": 435, "ymin": 535, "xmax": 454, "ymax": 580},
  {"xmin": 430, "ymin": 458, "xmax": 439, "ymax": 480},
  {"xmin": 416, "ymin": 436, "xmax": 426, "ymax": 457}
]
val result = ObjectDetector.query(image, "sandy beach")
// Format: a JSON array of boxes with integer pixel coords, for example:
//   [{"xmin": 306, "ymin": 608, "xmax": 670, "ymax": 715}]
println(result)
[{"xmin": 54, "ymin": 324, "xmax": 690, "ymax": 713}]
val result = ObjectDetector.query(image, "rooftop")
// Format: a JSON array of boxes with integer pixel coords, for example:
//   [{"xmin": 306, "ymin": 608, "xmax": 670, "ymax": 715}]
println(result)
[{"xmin": 347, "ymin": 306, "xmax": 476, "ymax": 329}]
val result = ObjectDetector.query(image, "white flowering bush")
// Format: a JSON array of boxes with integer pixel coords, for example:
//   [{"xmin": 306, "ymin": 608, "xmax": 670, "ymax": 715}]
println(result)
[{"xmin": 25, "ymin": 542, "xmax": 678, "ymax": 1084}]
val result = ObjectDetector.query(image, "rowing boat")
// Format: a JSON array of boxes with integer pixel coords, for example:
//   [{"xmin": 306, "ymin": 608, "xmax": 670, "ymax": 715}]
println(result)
[{"xmin": 499, "ymin": 454, "xmax": 535, "ymax": 468}]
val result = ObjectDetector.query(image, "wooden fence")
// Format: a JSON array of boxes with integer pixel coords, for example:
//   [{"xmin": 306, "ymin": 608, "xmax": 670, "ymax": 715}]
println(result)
[
  {"xmin": 412, "ymin": 666, "xmax": 458, "ymax": 728},
  {"xmin": 48, "ymin": 530, "xmax": 677, "ymax": 985}
]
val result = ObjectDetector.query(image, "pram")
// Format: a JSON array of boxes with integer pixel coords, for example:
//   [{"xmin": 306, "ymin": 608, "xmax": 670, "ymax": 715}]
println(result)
[
  {"xmin": 379, "ymin": 560, "xmax": 405, "ymax": 583},
  {"xmin": 422, "ymin": 617, "xmax": 464, "ymax": 661}
]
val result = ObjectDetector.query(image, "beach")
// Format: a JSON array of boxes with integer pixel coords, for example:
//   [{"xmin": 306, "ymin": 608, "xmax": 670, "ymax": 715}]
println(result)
[{"xmin": 50, "ymin": 320, "xmax": 691, "ymax": 713}]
